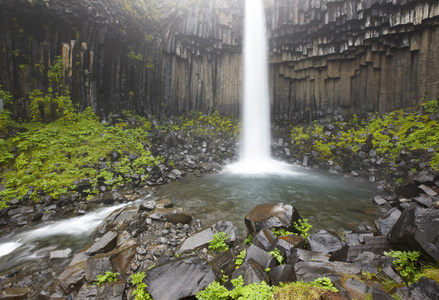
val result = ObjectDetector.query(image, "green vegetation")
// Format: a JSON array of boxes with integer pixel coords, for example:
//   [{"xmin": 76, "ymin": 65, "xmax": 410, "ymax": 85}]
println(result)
[
  {"xmin": 95, "ymin": 271, "xmax": 119, "ymax": 286},
  {"xmin": 384, "ymin": 250, "xmax": 421, "ymax": 284},
  {"xmin": 269, "ymin": 248, "xmax": 284, "ymax": 265},
  {"xmin": 208, "ymin": 232, "xmax": 230, "ymax": 253},
  {"xmin": 243, "ymin": 234, "xmax": 253, "ymax": 245},
  {"xmin": 130, "ymin": 272, "xmax": 153, "ymax": 300},
  {"xmin": 293, "ymin": 219, "xmax": 313, "ymax": 241},
  {"xmin": 235, "ymin": 250, "xmax": 246, "ymax": 269},
  {"xmin": 290, "ymin": 99, "xmax": 439, "ymax": 171},
  {"xmin": 272, "ymin": 228, "xmax": 294, "ymax": 237},
  {"xmin": 196, "ymin": 276, "xmax": 338, "ymax": 300}
]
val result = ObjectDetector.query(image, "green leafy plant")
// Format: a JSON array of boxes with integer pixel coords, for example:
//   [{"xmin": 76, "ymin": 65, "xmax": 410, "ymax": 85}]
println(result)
[
  {"xmin": 293, "ymin": 219, "xmax": 313, "ymax": 241},
  {"xmin": 272, "ymin": 228, "xmax": 294, "ymax": 237},
  {"xmin": 235, "ymin": 250, "xmax": 246, "ymax": 269},
  {"xmin": 384, "ymin": 250, "xmax": 421, "ymax": 284},
  {"xmin": 95, "ymin": 271, "xmax": 119, "ymax": 286},
  {"xmin": 229, "ymin": 276, "xmax": 272, "ymax": 299},
  {"xmin": 208, "ymin": 232, "xmax": 230, "ymax": 252},
  {"xmin": 196, "ymin": 280, "xmax": 229, "ymax": 300},
  {"xmin": 243, "ymin": 234, "xmax": 253, "ymax": 245},
  {"xmin": 130, "ymin": 272, "xmax": 153, "ymax": 300},
  {"xmin": 312, "ymin": 277, "xmax": 338, "ymax": 292},
  {"xmin": 269, "ymin": 248, "xmax": 284, "ymax": 265}
]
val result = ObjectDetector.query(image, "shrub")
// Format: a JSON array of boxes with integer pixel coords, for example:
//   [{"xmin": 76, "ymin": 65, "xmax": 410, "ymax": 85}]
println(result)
[
  {"xmin": 95, "ymin": 271, "xmax": 119, "ymax": 286},
  {"xmin": 208, "ymin": 232, "xmax": 230, "ymax": 252}
]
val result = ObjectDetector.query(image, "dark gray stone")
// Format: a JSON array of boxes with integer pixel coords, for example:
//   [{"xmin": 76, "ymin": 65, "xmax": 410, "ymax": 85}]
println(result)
[
  {"xmin": 85, "ymin": 231, "xmax": 118, "ymax": 256},
  {"xmin": 253, "ymin": 228, "xmax": 277, "ymax": 251},
  {"xmin": 375, "ymin": 207, "xmax": 402, "ymax": 235},
  {"xmin": 388, "ymin": 207, "xmax": 439, "ymax": 261},
  {"xmin": 145, "ymin": 256, "xmax": 215, "ymax": 300},
  {"xmin": 413, "ymin": 195, "xmax": 434, "ymax": 208},
  {"xmin": 396, "ymin": 277, "xmax": 439, "ymax": 300},
  {"xmin": 149, "ymin": 207, "xmax": 192, "ymax": 224},
  {"xmin": 96, "ymin": 281, "xmax": 126, "ymax": 300},
  {"xmin": 372, "ymin": 195, "xmax": 388, "ymax": 206},
  {"xmin": 209, "ymin": 250, "xmax": 236, "ymax": 278},
  {"xmin": 49, "ymin": 248, "xmax": 72, "ymax": 262},
  {"xmin": 176, "ymin": 221, "xmax": 236, "ymax": 254},
  {"xmin": 307, "ymin": 230, "xmax": 344, "ymax": 254},
  {"xmin": 268, "ymin": 264, "xmax": 297, "ymax": 286},
  {"xmin": 289, "ymin": 248, "xmax": 330, "ymax": 264},
  {"xmin": 232, "ymin": 259, "xmax": 269, "ymax": 285},
  {"xmin": 344, "ymin": 277, "xmax": 371, "ymax": 296},
  {"xmin": 295, "ymin": 261, "xmax": 361, "ymax": 283},
  {"xmin": 244, "ymin": 203, "xmax": 301, "ymax": 236},
  {"xmin": 244, "ymin": 244, "xmax": 277, "ymax": 269}
]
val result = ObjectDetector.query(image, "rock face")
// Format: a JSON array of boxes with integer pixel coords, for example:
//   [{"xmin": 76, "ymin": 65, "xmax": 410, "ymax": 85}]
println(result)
[{"xmin": 1, "ymin": 0, "xmax": 439, "ymax": 120}]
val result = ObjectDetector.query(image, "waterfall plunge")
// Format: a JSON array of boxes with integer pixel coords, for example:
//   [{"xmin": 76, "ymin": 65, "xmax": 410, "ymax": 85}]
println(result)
[{"xmin": 227, "ymin": 0, "xmax": 292, "ymax": 175}]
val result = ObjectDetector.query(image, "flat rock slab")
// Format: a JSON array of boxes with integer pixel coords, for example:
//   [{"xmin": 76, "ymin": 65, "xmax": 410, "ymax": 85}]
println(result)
[
  {"xmin": 49, "ymin": 248, "xmax": 72, "ymax": 262},
  {"xmin": 149, "ymin": 207, "xmax": 192, "ymax": 224},
  {"xmin": 307, "ymin": 230, "xmax": 344, "ymax": 254},
  {"xmin": 244, "ymin": 203, "xmax": 301, "ymax": 236},
  {"xmin": 85, "ymin": 231, "xmax": 118, "ymax": 256},
  {"xmin": 295, "ymin": 261, "xmax": 361, "ymax": 283},
  {"xmin": 375, "ymin": 207, "xmax": 402, "ymax": 235},
  {"xmin": 145, "ymin": 256, "xmax": 215, "ymax": 300},
  {"xmin": 176, "ymin": 221, "xmax": 236, "ymax": 254}
]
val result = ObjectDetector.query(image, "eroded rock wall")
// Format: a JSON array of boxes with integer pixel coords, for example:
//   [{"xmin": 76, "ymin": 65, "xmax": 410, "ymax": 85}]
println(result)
[
  {"xmin": 0, "ymin": 0, "xmax": 438, "ymax": 120},
  {"xmin": 267, "ymin": 0, "xmax": 439, "ymax": 121}
]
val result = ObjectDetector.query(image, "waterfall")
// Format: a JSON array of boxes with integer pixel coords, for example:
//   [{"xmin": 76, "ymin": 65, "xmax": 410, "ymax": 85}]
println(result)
[{"xmin": 228, "ymin": 0, "xmax": 291, "ymax": 175}]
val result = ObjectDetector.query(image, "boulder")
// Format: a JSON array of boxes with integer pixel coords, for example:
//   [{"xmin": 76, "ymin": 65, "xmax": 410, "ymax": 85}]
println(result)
[
  {"xmin": 307, "ymin": 230, "xmax": 344, "ymax": 254},
  {"xmin": 413, "ymin": 195, "xmax": 434, "ymax": 208},
  {"xmin": 244, "ymin": 203, "xmax": 301, "ymax": 236},
  {"xmin": 149, "ymin": 207, "xmax": 192, "ymax": 224},
  {"xmin": 289, "ymin": 248, "xmax": 330, "ymax": 264},
  {"xmin": 244, "ymin": 244, "xmax": 278, "ymax": 269},
  {"xmin": 396, "ymin": 277, "xmax": 439, "ymax": 300},
  {"xmin": 232, "ymin": 258, "xmax": 269, "ymax": 285},
  {"xmin": 330, "ymin": 236, "xmax": 390, "ymax": 263},
  {"xmin": 74, "ymin": 283, "xmax": 97, "ymax": 299},
  {"xmin": 372, "ymin": 195, "xmax": 388, "ymax": 206},
  {"xmin": 268, "ymin": 264, "xmax": 297, "ymax": 286},
  {"xmin": 176, "ymin": 221, "xmax": 236, "ymax": 254},
  {"xmin": 85, "ymin": 231, "xmax": 118, "ymax": 256},
  {"xmin": 294, "ymin": 261, "xmax": 361, "ymax": 283},
  {"xmin": 51, "ymin": 261, "xmax": 87, "ymax": 295},
  {"xmin": 343, "ymin": 278, "xmax": 371, "ymax": 299},
  {"xmin": 49, "ymin": 248, "xmax": 72, "ymax": 262},
  {"xmin": 253, "ymin": 228, "xmax": 277, "ymax": 251},
  {"xmin": 375, "ymin": 207, "xmax": 402, "ymax": 235},
  {"xmin": 145, "ymin": 256, "xmax": 215, "ymax": 300},
  {"xmin": 388, "ymin": 207, "xmax": 439, "ymax": 261},
  {"xmin": 209, "ymin": 250, "xmax": 236, "ymax": 278}
]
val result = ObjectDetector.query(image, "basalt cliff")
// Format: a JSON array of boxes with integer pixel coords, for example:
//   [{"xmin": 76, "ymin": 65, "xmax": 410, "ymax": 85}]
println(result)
[{"xmin": 0, "ymin": 0, "xmax": 438, "ymax": 120}]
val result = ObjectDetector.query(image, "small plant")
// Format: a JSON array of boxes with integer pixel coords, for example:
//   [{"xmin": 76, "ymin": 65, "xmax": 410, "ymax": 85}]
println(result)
[
  {"xmin": 196, "ymin": 280, "xmax": 229, "ymax": 300},
  {"xmin": 130, "ymin": 272, "xmax": 153, "ymax": 300},
  {"xmin": 384, "ymin": 250, "xmax": 421, "ymax": 284},
  {"xmin": 243, "ymin": 234, "xmax": 253, "ymax": 245},
  {"xmin": 312, "ymin": 277, "xmax": 338, "ymax": 292},
  {"xmin": 269, "ymin": 248, "xmax": 284, "ymax": 265},
  {"xmin": 95, "ymin": 271, "xmax": 119, "ymax": 286},
  {"xmin": 208, "ymin": 232, "xmax": 230, "ymax": 253},
  {"xmin": 293, "ymin": 219, "xmax": 313, "ymax": 241},
  {"xmin": 272, "ymin": 228, "xmax": 294, "ymax": 237},
  {"xmin": 235, "ymin": 250, "xmax": 246, "ymax": 269}
]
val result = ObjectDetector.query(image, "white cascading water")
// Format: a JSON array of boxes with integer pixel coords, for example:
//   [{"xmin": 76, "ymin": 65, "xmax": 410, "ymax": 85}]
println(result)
[{"xmin": 228, "ymin": 0, "xmax": 293, "ymax": 175}]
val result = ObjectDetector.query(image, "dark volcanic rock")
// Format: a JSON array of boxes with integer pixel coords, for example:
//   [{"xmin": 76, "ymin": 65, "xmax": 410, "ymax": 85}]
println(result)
[
  {"xmin": 244, "ymin": 203, "xmax": 301, "ymax": 236},
  {"xmin": 388, "ymin": 207, "xmax": 439, "ymax": 261},
  {"xmin": 244, "ymin": 244, "xmax": 277, "ymax": 269},
  {"xmin": 375, "ymin": 207, "xmax": 402, "ymax": 235},
  {"xmin": 85, "ymin": 231, "xmax": 118, "ymax": 256},
  {"xmin": 149, "ymin": 207, "xmax": 192, "ymax": 224},
  {"xmin": 396, "ymin": 277, "xmax": 439, "ymax": 300},
  {"xmin": 268, "ymin": 264, "xmax": 297, "ymax": 286},
  {"xmin": 294, "ymin": 261, "xmax": 361, "ymax": 283},
  {"xmin": 253, "ymin": 228, "xmax": 277, "ymax": 251},
  {"xmin": 232, "ymin": 258, "xmax": 269, "ymax": 285},
  {"xmin": 176, "ymin": 221, "xmax": 236, "ymax": 254},
  {"xmin": 96, "ymin": 281, "xmax": 126, "ymax": 300},
  {"xmin": 145, "ymin": 256, "xmax": 215, "ymax": 300},
  {"xmin": 307, "ymin": 230, "xmax": 344, "ymax": 254},
  {"xmin": 209, "ymin": 250, "xmax": 236, "ymax": 278}
]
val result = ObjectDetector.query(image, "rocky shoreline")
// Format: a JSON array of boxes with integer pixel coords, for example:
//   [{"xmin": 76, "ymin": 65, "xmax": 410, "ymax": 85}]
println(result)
[{"xmin": 1, "ymin": 111, "xmax": 439, "ymax": 299}]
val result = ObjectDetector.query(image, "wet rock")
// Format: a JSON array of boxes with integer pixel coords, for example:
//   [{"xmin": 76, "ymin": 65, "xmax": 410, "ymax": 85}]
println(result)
[
  {"xmin": 49, "ymin": 248, "xmax": 72, "ymax": 262},
  {"xmin": 413, "ymin": 195, "xmax": 434, "ymax": 208},
  {"xmin": 209, "ymin": 250, "xmax": 236, "ymax": 278},
  {"xmin": 375, "ymin": 207, "xmax": 402, "ymax": 235},
  {"xmin": 51, "ymin": 261, "xmax": 87, "ymax": 295},
  {"xmin": 96, "ymin": 281, "xmax": 126, "ymax": 300},
  {"xmin": 413, "ymin": 173, "xmax": 435, "ymax": 185},
  {"xmin": 176, "ymin": 221, "xmax": 236, "ymax": 254},
  {"xmin": 85, "ymin": 231, "xmax": 118, "ymax": 256},
  {"xmin": 343, "ymin": 278, "xmax": 371, "ymax": 298},
  {"xmin": 232, "ymin": 258, "xmax": 269, "ymax": 285},
  {"xmin": 330, "ymin": 236, "xmax": 390, "ymax": 263},
  {"xmin": 7, "ymin": 206, "xmax": 34, "ymax": 217},
  {"xmin": 382, "ymin": 266, "xmax": 403, "ymax": 283},
  {"xmin": 289, "ymin": 248, "xmax": 330, "ymax": 264},
  {"xmin": 75, "ymin": 283, "xmax": 97, "ymax": 299},
  {"xmin": 0, "ymin": 287, "xmax": 33, "ymax": 299},
  {"xmin": 140, "ymin": 200, "xmax": 156, "ymax": 211},
  {"xmin": 307, "ymin": 230, "xmax": 344, "ymax": 254},
  {"xmin": 244, "ymin": 203, "xmax": 301, "ymax": 236},
  {"xmin": 372, "ymin": 195, "xmax": 388, "ymax": 206},
  {"xmin": 244, "ymin": 244, "xmax": 277, "ymax": 269},
  {"xmin": 253, "ymin": 228, "xmax": 277, "ymax": 251},
  {"xmin": 145, "ymin": 256, "xmax": 215, "ymax": 300},
  {"xmin": 388, "ymin": 207, "xmax": 439, "ymax": 261},
  {"xmin": 156, "ymin": 199, "xmax": 173, "ymax": 209},
  {"xmin": 102, "ymin": 192, "xmax": 116, "ymax": 205},
  {"xmin": 149, "ymin": 207, "xmax": 192, "ymax": 224},
  {"xmin": 396, "ymin": 277, "xmax": 439, "ymax": 300},
  {"xmin": 95, "ymin": 206, "xmax": 139, "ymax": 237},
  {"xmin": 268, "ymin": 264, "xmax": 297, "ymax": 286},
  {"xmin": 294, "ymin": 261, "xmax": 361, "ymax": 283},
  {"xmin": 85, "ymin": 254, "xmax": 113, "ymax": 282}
]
